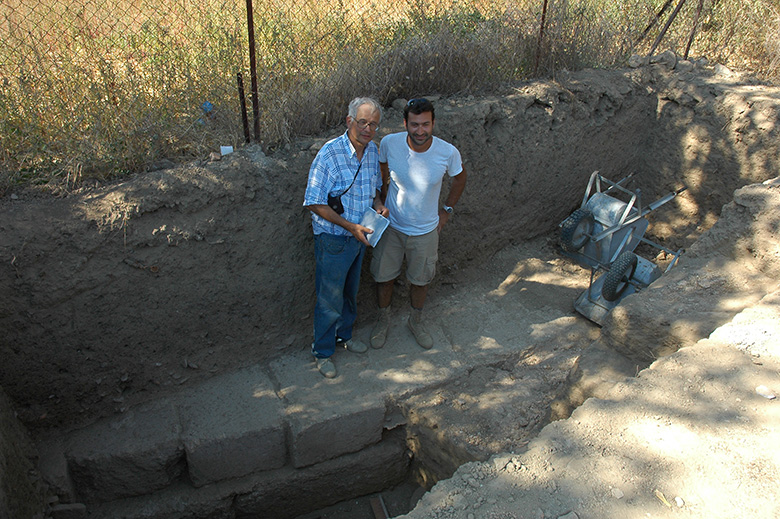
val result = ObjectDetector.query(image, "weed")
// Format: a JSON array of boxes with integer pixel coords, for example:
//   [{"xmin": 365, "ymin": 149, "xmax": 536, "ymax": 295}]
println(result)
[{"xmin": 0, "ymin": 0, "xmax": 777, "ymax": 189}]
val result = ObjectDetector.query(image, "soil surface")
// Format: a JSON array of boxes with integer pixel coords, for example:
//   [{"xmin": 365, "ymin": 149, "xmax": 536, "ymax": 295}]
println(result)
[
  {"xmin": 395, "ymin": 176, "xmax": 780, "ymax": 519},
  {"xmin": 1, "ymin": 53, "xmax": 780, "ymax": 518}
]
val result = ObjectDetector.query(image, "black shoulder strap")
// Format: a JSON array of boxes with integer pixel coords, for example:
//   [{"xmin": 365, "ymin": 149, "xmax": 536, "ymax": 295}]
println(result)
[{"xmin": 335, "ymin": 160, "xmax": 363, "ymax": 197}]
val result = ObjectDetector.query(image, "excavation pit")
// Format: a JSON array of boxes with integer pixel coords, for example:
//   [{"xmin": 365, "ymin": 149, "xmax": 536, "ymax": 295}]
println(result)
[{"xmin": 2, "ymin": 60, "xmax": 780, "ymax": 517}]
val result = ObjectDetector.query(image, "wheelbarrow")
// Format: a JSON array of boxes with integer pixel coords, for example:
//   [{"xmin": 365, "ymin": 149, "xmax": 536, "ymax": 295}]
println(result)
[{"xmin": 558, "ymin": 171, "xmax": 686, "ymax": 325}]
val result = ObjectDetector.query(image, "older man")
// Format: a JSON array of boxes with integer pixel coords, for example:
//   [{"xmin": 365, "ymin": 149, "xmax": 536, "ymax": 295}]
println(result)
[{"xmin": 303, "ymin": 97, "xmax": 388, "ymax": 378}]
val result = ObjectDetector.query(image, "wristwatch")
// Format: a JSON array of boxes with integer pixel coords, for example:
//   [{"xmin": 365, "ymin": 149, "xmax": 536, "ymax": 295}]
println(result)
[{"xmin": 442, "ymin": 205, "xmax": 454, "ymax": 214}]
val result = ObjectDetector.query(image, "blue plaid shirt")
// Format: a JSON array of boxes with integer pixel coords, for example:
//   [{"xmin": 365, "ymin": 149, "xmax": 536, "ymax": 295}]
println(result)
[{"xmin": 303, "ymin": 131, "xmax": 381, "ymax": 236}]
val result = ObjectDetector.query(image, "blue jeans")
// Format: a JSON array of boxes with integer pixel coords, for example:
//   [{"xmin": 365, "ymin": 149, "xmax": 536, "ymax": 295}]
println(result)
[{"xmin": 312, "ymin": 233, "xmax": 366, "ymax": 358}]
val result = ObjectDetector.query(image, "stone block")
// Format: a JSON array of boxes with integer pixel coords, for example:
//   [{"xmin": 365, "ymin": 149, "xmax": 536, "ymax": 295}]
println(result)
[
  {"xmin": 87, "ymin": 431, "xmax": 409, "ymax": 519},
  {"xmin": 65, "ymin": 400, "xmax": 183, "ymax": 503},
  {"xmin": 84, "ymin": 481, "xmax": 235, "ymax": 519},
  {"xmin": 235, "ymin": 429, "xmax": 410, "ymax": 518},
  {"xmin": 180, "ymin": 365, "xmax": 286, "ymax": 486},
  {"xmin": 269, "ymin": 350, "xmax": 431, "ymax": 469},
  {"xmin": 288, "ymin": 402, "xmax": 385, "ymax": 468}
]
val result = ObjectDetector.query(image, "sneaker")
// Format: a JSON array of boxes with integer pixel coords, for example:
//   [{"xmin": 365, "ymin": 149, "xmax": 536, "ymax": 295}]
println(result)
[
  {"xmin": 315, "ymin": 358, "xmax": 337, "ymax": 378},
  {"xmin": 408, "ymin": 308, "xmax": 433, "ymax": 349},
  {"xmin": 337, "ymin": 337, "xmax": 368, "ymax": 354},
  {"xmin": 370, "ymin": 307, "xmax": 390, "ymax": 349}
]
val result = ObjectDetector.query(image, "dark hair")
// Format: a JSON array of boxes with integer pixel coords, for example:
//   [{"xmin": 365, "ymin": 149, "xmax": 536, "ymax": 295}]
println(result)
[{"xmin": 403, "ymin": 98, "xmax": 435, "ymax": 122}]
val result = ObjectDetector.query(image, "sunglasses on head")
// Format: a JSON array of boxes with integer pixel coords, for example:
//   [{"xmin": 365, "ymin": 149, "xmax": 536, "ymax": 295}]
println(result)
[{"xmin": 407, "ymin": 98, "xmax": 428, "ymax": 107}]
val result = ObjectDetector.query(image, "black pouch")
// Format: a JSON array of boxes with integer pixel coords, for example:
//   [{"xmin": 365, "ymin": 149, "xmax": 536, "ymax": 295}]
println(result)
[
  {"xmin": 326, "ymin": 161, "xmax": 361, "ymax": 216},
  {"xmin": 327, "ymin": 193, "xmax": 344, "ymax": 215}
]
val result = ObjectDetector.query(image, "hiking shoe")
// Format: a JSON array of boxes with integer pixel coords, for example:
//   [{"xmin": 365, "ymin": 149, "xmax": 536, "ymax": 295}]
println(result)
[
  {"xmin": 315, "ymin": 358, "xmax": 337, "ymax": 378},
  {"xmin": 337, "ymin": 337, "xmax": 368, "ymax": 354},
  {"xmin": 408, "ymin": 308, "xmax": 433, "ymax": 349},
  {"xmin": 370, "ymin": 307, "xmax": 391, "ymax": 349}
]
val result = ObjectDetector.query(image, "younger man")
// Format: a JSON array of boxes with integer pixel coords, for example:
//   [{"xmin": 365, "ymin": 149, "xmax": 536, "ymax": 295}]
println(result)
[{"xmin": 370, "ymin": 98, "xmax": 467, "ymax": 349}]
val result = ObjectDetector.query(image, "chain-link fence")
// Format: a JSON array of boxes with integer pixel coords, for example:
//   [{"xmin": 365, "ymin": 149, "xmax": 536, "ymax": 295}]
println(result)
[{"xmin": 1, "ymin": 0, "xmax": 776, "ymax": 187}]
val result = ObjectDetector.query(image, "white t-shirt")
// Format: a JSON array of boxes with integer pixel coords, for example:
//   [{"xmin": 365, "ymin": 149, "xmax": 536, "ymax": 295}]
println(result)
[{"xmin": 379, "ymin": 132, "xmax": 463, "ymax": 236}]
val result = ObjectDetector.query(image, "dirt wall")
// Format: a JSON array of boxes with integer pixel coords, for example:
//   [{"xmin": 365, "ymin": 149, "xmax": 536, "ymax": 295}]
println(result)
[
  {"xmin": 0, "ymin": 386, "xmax": 46, "ymax": 519},
  {"xmin": 1, "ymin": 57, "xmax": 779, "ymax": 431}
]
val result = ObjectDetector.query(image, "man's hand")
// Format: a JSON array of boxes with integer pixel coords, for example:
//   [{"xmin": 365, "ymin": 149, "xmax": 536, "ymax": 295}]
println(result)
[
  {"xmin": 305, "ymin": 203, "xmax": 378, "ymax": 245},
  {"xmin": 373, "ymin": 200, "xmax": 389, "ymax": 218},
  {"xmin": 438, "ymin": 169, "xmax": 466, "ymax": 232},
  {"xmin": 437, "ymin": 209, "xmax": 450, "ymax": 232},
  {"xmin": 350, "ymin": 223, "xmax": 373, "ymax": 245}
]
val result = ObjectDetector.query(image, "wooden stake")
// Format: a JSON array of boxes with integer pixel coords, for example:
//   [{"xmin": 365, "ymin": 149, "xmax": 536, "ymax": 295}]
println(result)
[
  {"xmin": 236, "ymin": 72, "xmax": 250, "ymax": 144},
  {"xmin": 534, "ymin": 0, "xmax": 549, "ymax": 75},
  {"xmin": 648, "ymin": 0, "xmax": 688, "ymax": 57},
  {"xmin": 636, "ymin": 0, "xmax": 674, "ymax": 45},
  {"xmin": 684, "ymin": 0, "xmax": 705, "ymax": 60},
  {"xmin": 370, "ymin": 495, "xmax": 389, "ymax": 519}
]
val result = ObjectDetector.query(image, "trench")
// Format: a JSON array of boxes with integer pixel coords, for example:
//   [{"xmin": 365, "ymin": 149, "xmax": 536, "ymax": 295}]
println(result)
[
  {"xmin": 288, "ymin": 241, "xmax": 598, "ymax": 517},
  {"xmin": 4, "ymin": 63, "xmax": 780, "ymax": 519},
  {"xmin": 17, "ymin": 173, "xmax": 709, "ymax": 517},
  {"xmin": 20, "ymin": 233, "xmax": 596, "ymax": 519},
  {"xmin": 290, "ymin": 396, "xmax": 557, "ymax": 519}
]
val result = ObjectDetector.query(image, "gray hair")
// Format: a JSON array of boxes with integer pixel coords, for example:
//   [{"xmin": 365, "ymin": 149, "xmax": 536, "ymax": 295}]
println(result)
[{"xmin": 348, "ymin": 97, "xmax": 382, "ymax": 122}]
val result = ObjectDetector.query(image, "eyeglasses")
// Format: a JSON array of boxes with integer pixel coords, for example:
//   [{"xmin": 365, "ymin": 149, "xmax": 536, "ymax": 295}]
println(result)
[
  {"xmin": 354, "ymin": 119, "xmax": 379, "ymax": 131},
  {"xmin": 407, "ymin": 98, "xmax": 428, "ymax": 107}
]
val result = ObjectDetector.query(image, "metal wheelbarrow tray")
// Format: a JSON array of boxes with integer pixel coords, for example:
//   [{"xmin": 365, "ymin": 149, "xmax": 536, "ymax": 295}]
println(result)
[{"xmin": 558, "ymin": 171, "xmax": 686, "ymax": 325}]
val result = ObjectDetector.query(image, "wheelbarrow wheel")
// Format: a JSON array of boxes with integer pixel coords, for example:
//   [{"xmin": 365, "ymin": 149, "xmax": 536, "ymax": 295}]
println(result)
[
  {"xmin": 602, "ymin": 251, "xmax": 638, "ymax": 302},
  {"xmin": 560, "ymin": 209, "xmax": 595, "ymax": 253}
]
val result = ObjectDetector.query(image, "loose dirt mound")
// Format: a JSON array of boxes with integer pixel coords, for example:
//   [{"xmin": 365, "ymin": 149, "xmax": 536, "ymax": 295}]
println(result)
[{"xmin": 1, "ymin": 57, "xmax": 779, "ymax": 435}]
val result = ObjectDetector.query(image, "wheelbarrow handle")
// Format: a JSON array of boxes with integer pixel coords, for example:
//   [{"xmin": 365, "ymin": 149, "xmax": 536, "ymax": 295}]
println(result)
[{"xmin": 641, "ymin": 186, "xmax": 687, "ymax": 216}]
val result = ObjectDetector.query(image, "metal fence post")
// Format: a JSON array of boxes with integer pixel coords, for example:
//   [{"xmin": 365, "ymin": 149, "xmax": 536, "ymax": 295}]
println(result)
[
  {"xmin": 245, "ymin": 0, "xmax": 260, "ymax": 142},
  {"xmin": 534, "ymin": 0, "xmax": 549, "ymax": 75}
]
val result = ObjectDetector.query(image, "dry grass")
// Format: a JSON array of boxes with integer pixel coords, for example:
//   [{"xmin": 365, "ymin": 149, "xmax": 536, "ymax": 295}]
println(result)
[{"xmin": 0, "ymin": 0, "xmax": 778, "ymax": 191}]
